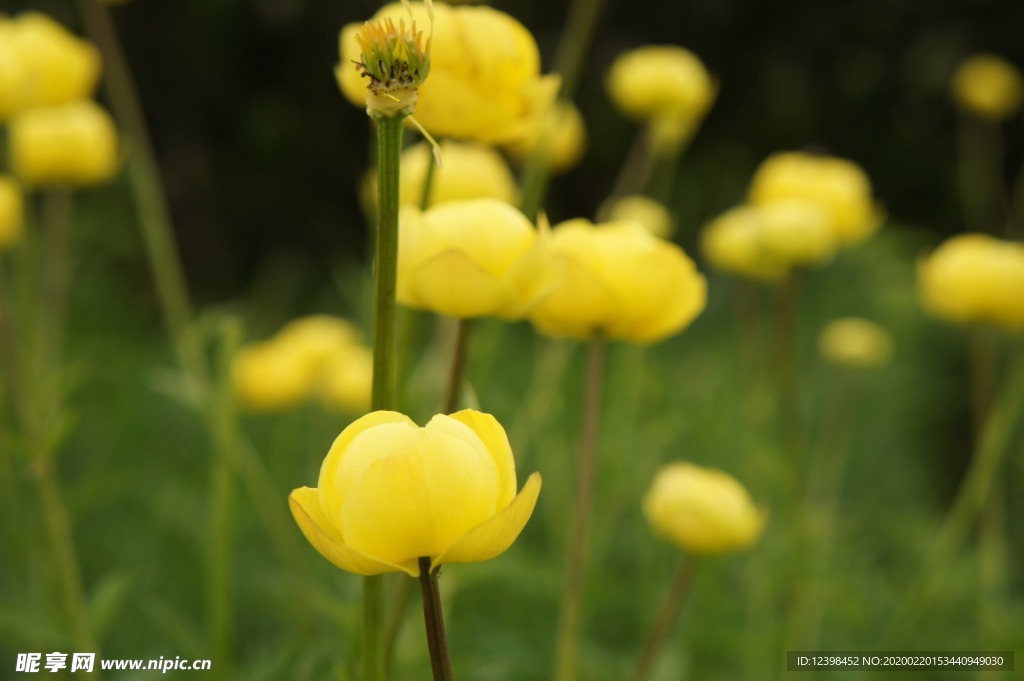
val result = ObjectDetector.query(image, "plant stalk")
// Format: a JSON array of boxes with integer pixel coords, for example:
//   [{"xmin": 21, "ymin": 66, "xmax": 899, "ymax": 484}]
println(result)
[
  {"xmin": 417, "ymin": 558, "xmax": 455, "ymax": 681},
  {"xmin": 630, "ymin": 557, "xmax": 697, "ymax": 681},
  {"xmin": 443, "ymin": 318, "xmax": 472, "ymax": 413}
]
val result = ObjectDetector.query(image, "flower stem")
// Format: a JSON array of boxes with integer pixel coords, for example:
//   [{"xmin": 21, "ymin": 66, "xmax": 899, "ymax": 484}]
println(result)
[
  {"xmin": 365, "ymin": 112, "xmax": 407, "ymax": 681},
  {"xmin": 418, "ymin": 558, "xmax": 455, "ymax": 681},
  {"xmin": 443, "ymin": 318, "xmax": 472, "ymax": 413},
  {"xmin": 956, "ymin": 113, "xmax": 1008, "ymax": 235},
  {"xmin": 773, "ymin": 273, "xmax": 802, "ymax": 494},
  {"xmin": 77, "ymin": 0, "xmax": 207, "ymax": 388},
  {"xmin": 630, "ymin": 557, "xmax": 697, "ymax": 681},
  {"xmin": 553, "ymin": 336, "xmax": 606, "ymax": 681}
]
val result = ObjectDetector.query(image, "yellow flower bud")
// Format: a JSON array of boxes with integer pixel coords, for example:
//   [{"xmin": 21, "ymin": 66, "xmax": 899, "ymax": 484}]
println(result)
[
  {"xmin": 364, "ymin": 141, "xmax": 517, "ymax": 209},
  {"xmin": 337, "ymin": 3, "xmax": 558, "ymax": 143},
  {"xmin": 275, "ymin": 315, "xmax": 362, "ymax": 363},
  {"xmin": 528, "ymin": 219, "xmax": 706, "ymax": 343},
  {"xmin": 918, "ymin": 233, "xmax": 1024, "ymax": 331},
  {"xmin": 643, "ymin": 461, "xmax": 765, "ymax": 555},
  {"xmin": 748, "ymin": 151, "xmax": 882, "ymax": 246},
  {"xmin": 7, "ymin": 13, "xmax": 101, "ymax": 113},
  {"xmin": 602, "ymin": 194, "xmax": 675, "ymax": 239},
  {"xmin": 289, "ymin": 409, "xmax": 542, "ymax": 576},
  {"xmin": 756, "ymin": 199, "xmax": 838, "ymax": 266},
  {"xmin": 951, "ymin": 54, "xmax": 1024, "ymax": 120},
  {"xmin": 318, "ymin": 345, "xmax": 373, "ymax": 414},
  {"xmin": 700, "ymin": 205, "xmax": 789, "ymax": 282},
  {"xmin": 818, "ymin": 317, "xmax": 893, "ymax": 369},
  {"xmin": 0, "ymin": 176, "xmax": 25, "ymax": 250},
  {"xmin": 503, "ymin": 101, "xmax": 587, "ymax": 173},
  {"xmin": 10, "ymin": 100, "xmax": 120, "ymax": 187},
  {"xmin": 232, "ymin": 340, "xmax": 316, "ymax": 412},
  {"xmin": 606, "ymin": 45, "xmax": 716, "ymax": 144},
  {"xmin": 397, "ymin": 198, "xmax": 546, "ymax": 319}
]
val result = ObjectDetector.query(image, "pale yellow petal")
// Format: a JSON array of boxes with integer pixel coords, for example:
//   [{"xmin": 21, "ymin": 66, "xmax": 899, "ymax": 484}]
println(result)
[
  {"xmin": 406, "ymin": 249, "xmax": 510, "ymax": 318},
  {"xmin": 433, "ymin": 472, "xmax": 541, "ymax": 569},
  {"xmin": 445, "ymin": 410, "xmax": 516, "ymax": 508},
  {"xmin": 289, "ymin": 487, "xmax": 415, "ymax": 576}
]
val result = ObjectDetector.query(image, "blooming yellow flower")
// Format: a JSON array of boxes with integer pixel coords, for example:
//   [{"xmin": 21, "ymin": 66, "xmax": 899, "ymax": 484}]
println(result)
[
  {"xmin": 363, "ymin": 141, "xmax": 517, "ymax": 209},
  {"xmin": 748, "ymin": 151, "xmax": 881, "ymax": 246},
  {"xmin": 528, "ymin": 219, "xmax": 706, "ymax": 343},
  {"xmin": 700, "ymin": 205, "xmax": 789, "ymax": 282},
  {"xmin": 951, "ymin": 54, "xmax": 1024, "ymax": 120},
  {"xmin": 643, "ymin": 461, "xmax": 765, "ymax": 555},
  {"xmin": 3, "ymin": 13, "xmax": 101, "ymax": 115},
  {"xmin": 818, "ymin": 317, "xmax": 893, "ymax": 369},
  {"xmin": 918, "ymin": 233, "xmax": 1024, "ymax": 331},
  {"xmin": 233, "ymin": 316, "xmax": 372, "ymax": 412},
  {"xmin": 337, "ymin": 3, "xmax": 558, "ymax": 142},
  {"xmin": 397, "ymin": 199, "xmax": 547, "ymax": 319},
  {"xmin": 503, "ymin": 101, "xmax": 587, "ymax": 173},
  {"xmin": 606, "ymin": 45, "xmax": 716, "ymax": 148},
  {"xmin": 602, "ymin": 194, "xmax": 674, "ymax": 239},
  {"xmin": 10, "ymin": 100, "xmax": 120, "ymax": 187},
  {"xmin": 756, "ymin": 199, "xmax": 838, "ymax": 266},
  {"xmin": 289, "ymin": 410, "xmax": 542, "ymax": 576},
  {"xmin": 0, "ymin": 176, "xmax": 25, "ymax": 250}
]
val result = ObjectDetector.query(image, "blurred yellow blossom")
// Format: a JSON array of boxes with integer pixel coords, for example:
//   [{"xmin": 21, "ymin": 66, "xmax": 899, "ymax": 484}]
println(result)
[
  {"xmin": 951, "ymin": 54, "xmax": 1024, "ymax": 120},
  {"xmin": 232, "ymin": 315, "xmax": 372, "ymax": 412},
  {"xmin": 0, "ymin": 176, "xmax": 25, "ymax": 250},
  {"xmin": 337, "ymin": 3, "xmax": 558, "ymax": 142},
  {"xmin": 818, "ymin": 317, "xmax": 893, "ymax": 369},
  {"xmin": 756, "ymin": 199, "xmax": 838, "ymax": 266},
  {"xmin": 364, "ymin": 141, "xmax": 517, "ymax": 209},
  {"xmin": 606, "ymin": 45, "xmax": 716, "ymax": 148},
  {"xmin": 529, "ymin": 219, "xmax": 706, "ymax": 343},
  {"xmin": 603, "ymin": 194, "xmax": 674, "ymax": 239},
  {"xmin": 503, "ymin": 101, "xmax": 587, "ymax": 173},
  {"xmin": 397, "ymin": 198, "xmax": 547, "ymax": 319},
  {"xmin": 643, "ymin": 461, "xmax": 765, "ymax": 555},
  {"xmin": 289, "ymin": 409, "xmax": 542, "ymax": 576},
  {"xmin": 701, "ymin": 205, "xmax": 789, "ymax": 282},
  {"xmin": 918, "ymin": 233, "xmax": 1024, "ymax": 331},
  {"xmin": 10, "ymin": 100, "xmax": 120, "ymax": 187},
  {"xmin": 3, "ymin": 13, "xmax": 101, "ymax": 115},
  {"xmin": 748, "ymin": 151, "xmax": 882, "ymax": 246}
]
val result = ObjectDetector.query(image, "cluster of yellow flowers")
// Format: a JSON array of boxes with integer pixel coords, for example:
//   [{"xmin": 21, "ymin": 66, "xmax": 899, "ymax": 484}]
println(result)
[
  {"xmin": 0, "ymin": 13, "xmax": 122, "ymax": 249},
  {"xmin": 703, "ymin": 151, "xmax": 882, "ymax": 281},
  {"xmin": 232, "ymin": 316, "xmax": 373, "ymax": 413}
]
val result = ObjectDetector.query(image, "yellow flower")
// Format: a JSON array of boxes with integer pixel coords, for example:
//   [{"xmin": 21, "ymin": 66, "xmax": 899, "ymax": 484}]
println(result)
[
  {"xmin": 0, "ymin": 176, "xmax": 25, "ymax": 250},
  {"xmin": 397, "ymin": 198, "xmax": 546, "ymax": 319},
  {"xmin": 748, "ymin": 151, "xmax": 882, "ymax": 246},
  {"xmin": 363, "ymin": 141, "xmax": 517, "ymax": 209},
  {"xmin": 951, "ymin": 54, "xmax": 1024, "ymax": 120},
  {"xmin": 606, "ymin": 45, "xmax": 716, "ymax": 148},
  {"xmin": 289, "ymin": 410, "xmax": 542, "ymax": 576},
  {"xmin": 337, "ymin": 3, "xmax": 558, "ymax": 143},
  {"xmin": 643, "ymin": 461, "xmax": 765, "ymax": 555},
  {"xmin": 755, "ymin": 199, "xmax": 838, "ymax": 266},
  {"xmin": 10, "ymin": 100, "xmax": 120, "ymax": 187},
  {"xmin": 528, "ymin": 219, "xmax": 706, "ymax": 343},
  {"xmin": 503, "ymin": 101, "xmax": 587, "ymax": 173},
  {"xmin": 5, "ymin": 13, "xmax": 101, "ymax": 114},
  {"xmin": 602, "ymin": 194, "xmax": 674, "ymax": 239},
  {"xmin": 700, "ymin": 205, "xmax": 789, "ymax": 282},
  {"xmin": 918, "ymin": 233, "xmax": 1024, "ymax": 331},
  {"xmin": 818, "ymin": 317, "xmax": 893, "ymax": 369},
  {"xmin": 233, "ymin": 316, "xmax": 372, "ymax": 412}
]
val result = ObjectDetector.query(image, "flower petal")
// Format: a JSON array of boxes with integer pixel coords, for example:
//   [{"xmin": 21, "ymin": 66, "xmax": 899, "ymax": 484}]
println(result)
[
  {"xmin": 444, "ymin": 410, "xmax": 517, "ymax": 509},
  {"xmin": 289, "ymin": 487, "xmax": 416, "ymax": 576},
  {"xmin": 432, "ymin": 472, "xmax": 541, "ymax": 569},
  {"xmin": 407, "ymin": 249, "xmax": 511, "ymax": 318}
]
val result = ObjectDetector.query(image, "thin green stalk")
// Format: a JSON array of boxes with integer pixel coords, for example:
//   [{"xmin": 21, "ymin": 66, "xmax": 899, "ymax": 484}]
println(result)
[
  {"xmin": 442, "ymin": 318, "xmax": 471, "ymax": 414},
  {"xmin": 206, "ymin": 321, "xmax": 242, "ymax": 680},
  {"xmin": 417, "ymin": 558, "xmax": 454, "ymax": 681},
  {"xmin": 630, "ymin": 557, "xmax": 697, "ymax": 681},
  {"xmin": 553, "ymin": 336, "xmax": 606, "ymax": 681},
  {"xmin": 773, "ymin": 273, "xmax": 802, "ymax": 493},
  {"xmin": 365, "ymin": 113, "xmax": 407, "ymax": 681},
  {"xmin": 383, "ymin": 577, "xmax": 415, "ymax": 675},
  {"xmin": 77, "ymin": 0, "xmax": 206, "ymax": 388},
  {"xmin": 956, "ymin": 114, "xmax": 1008, "ymax": 235},
  {"xmin": 40, "ymin": 189, "xmax": 73, "ymax": 370}
]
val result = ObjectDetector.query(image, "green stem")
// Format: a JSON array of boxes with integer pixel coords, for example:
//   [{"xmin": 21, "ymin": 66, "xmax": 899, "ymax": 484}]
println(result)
[
  {"xmin": 383, "ymin": 576, "xmax": 416, "ymax": 675},
  {"xmin": 417, "ymin": 558, "xmax": 454, "ymax": 681},
  {"xmin": 553, "ymin": 336, "xmax": 606, "ymax": 681},
  {"xmin": 630, "ymin": 557, "xmax": 697, "ymax": 681},
  {"xmin": 443, "ymin": 318, "xmax": 471, "ymax": 414},
  {"xmin": 40, "ymin": 189, "xmax": 73, "ymax": 371},
  {"xmin": 773, "ymin": 273, "xmax": 802, "ymax": 493},
  {"xmin": 365, "ymin": 113, "xmax": 407, "ymax": 681},
  {"xmin": 77, "ymin": 0, "xmax": 207, "ymax": 388},
  {"xmin": 206, "ymin": 320, "xmax": 242, "ymax": 680},
  {"xmin": 956, "ymin": 113, "xmax": 1008, "ymax": 235}
]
